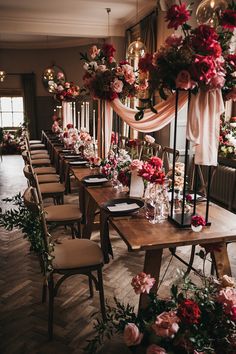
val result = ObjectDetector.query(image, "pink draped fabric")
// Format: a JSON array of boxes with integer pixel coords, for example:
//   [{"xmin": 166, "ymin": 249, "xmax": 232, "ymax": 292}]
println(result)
[
  {"xmin": 110, "ymin": 91, "xmax": 188, "ymax": 132},
  {"xmin": 186, "ymin": 89, "xmax": 224, "ymax": 166}
]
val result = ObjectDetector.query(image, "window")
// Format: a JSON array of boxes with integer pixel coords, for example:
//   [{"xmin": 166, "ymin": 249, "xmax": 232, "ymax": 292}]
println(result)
[{"xmin": 0, "ymin": 96, "xmax": 24, "ymax": 128}]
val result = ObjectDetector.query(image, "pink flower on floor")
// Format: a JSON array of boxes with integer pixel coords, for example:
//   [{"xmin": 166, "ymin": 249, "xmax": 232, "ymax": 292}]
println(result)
[
  {"xmin": 176, "ymin": 70, "xmax": 196, "ymax": 90},
  {"xmin": 131, "ymin": 272, "xmax": 155, "ymax": 294},
  {"xmin": 217, "ymin": 287, "xmax": 236, "ymax": 314},
  {"xmin": 123, "ymin": 323, "xmax": 143, "ymax": 346},
  {"xmin": 146, "ymin": 344, "xmax": 167, "ymax": 354},
  {"xmin": 151, "ymin": 311, "xmax": 180, "ymax": 337}
]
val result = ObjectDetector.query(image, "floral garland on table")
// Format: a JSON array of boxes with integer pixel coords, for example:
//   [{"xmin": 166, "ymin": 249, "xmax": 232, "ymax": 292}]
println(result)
[
  {"xmin": 85, "ymin": 258, "xmax": 236, "ymax": 354},
  {"xmin": 80, "ymin": 44, "xmax": 137, "ymax": 101},
  {"xmin": 219, "ymin": 115, "xmax": 236, "ymax": 159},
  {"xmin": 60, "ymin": 123, "xmax": 93, "ymax": 156},
  {"xmin": 136, "ymin": 1, "xmax": 236, "ymax": 119}
]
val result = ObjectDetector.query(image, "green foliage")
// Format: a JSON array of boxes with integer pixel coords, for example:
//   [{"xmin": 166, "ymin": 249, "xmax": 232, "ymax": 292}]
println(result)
[{"xmin": 0, "ymin": 193, "xmax": 44, "ymax": 255}]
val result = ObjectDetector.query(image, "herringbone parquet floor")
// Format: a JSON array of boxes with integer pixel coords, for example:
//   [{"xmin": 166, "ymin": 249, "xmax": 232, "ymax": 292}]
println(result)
[{"xmin": 1, "ymin": 155, "xmax": 236, "ymax": 354}]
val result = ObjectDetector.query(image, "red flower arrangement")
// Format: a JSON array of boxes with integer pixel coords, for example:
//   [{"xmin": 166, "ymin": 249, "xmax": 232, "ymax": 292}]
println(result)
[
  {"xmin": 138, "ymin": 156, "xmax": 165, "ymax": 184},
  {"xmin": 81, "ymin": 44, "xmax": 137, "ymax": 101},
  {"xmin": 138, "ymin": 1, "xmax": 236, "ymax": 103},
  {"xmin": 191, "ymin": 215, "xmax": 206, "ymax": 227},
  {"xmin": 86, "ymin": 270, "xmax": 236, "ymax": 354}
]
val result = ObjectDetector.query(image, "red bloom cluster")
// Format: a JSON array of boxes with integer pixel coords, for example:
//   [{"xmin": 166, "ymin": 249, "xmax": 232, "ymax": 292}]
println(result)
[
  {"xmin": 165, "ymin": 3, "xmax": 190, "ymax": 30},
  {"xmin": 220, "ymin": 9, "xmax": 236, "ymax": 29},
  {"xmin": 54, "ymin": 82, "xmax": 80, "ymax": 102},
  {"xmin": 138, "ymin": 53, "xmax": 154, "ymax": 73},
  {"xmin": 191, "ymin": 215, "xmax": 206, "ymax": 227},
  {"xmin": 117, "ymin": 169, "xmax": 131, "ymax": 187},
  {"xmin": 177, "ymin": 299, "xmax": 201, "ymax": 325},
  {"xmin": 138, "ymin": 156, "xmax": 165, "ymax": 184},
  {"xmin": 102, "ymin": 44, "xmax": 116, "ymax": 59},
  {"xmin": 190, "ymin": 25, "xmax": 221, "ymax": 58}
]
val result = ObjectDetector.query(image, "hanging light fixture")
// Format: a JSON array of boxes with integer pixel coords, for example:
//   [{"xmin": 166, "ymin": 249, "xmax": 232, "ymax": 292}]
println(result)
[
  {"xmin": 106, "ymin": 7, "xmax": 111, "ymax": 37},
  {"xmin": 126, "ymin": 0, "xmax": 146, "ymax": 60},
  {"xmin": 0, "ymin": 70, "xmax": 6, "ymax": 82},
  {"xmin": 196, "ymin": 0, "xmax": 228, "ymax": 27}
]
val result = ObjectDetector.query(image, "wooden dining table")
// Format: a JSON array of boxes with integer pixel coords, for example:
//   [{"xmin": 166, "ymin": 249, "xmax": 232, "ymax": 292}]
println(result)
[{"xmin": 42, "ymin": 132, "xmax": 236, "ymax": 310}]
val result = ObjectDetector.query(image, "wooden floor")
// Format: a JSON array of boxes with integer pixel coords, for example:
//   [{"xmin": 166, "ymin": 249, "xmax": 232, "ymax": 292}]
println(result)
[{"xmin": 1, "ymin": 155, "xmax": 236, "ymax": 354}]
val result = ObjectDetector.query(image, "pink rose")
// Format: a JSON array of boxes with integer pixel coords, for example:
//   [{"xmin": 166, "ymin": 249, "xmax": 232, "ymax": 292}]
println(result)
[
  {"xmin": 131, "ymin": 272, "xmax": 155, "ymax": 294},
  {"xmin": 89, "ymin": 45, "xmax": 100, "ymax": 59},
  {"xmin": 80, "ymin": 131, "xmax": 92, "ymax": 142},
  {"xmin": 217, "ymin": 287, "xmax": 236, "ymax": 314},
  {"xmin": 208, "ymin": 74, "xmax": 225, "ymax": 89},
  {"xmin": 111, "ymin": 78, "xmax": 124, "ymax": 93},
  {"xmin": 122, "ymin": 64, "xmax": 136, "ymax": 85},
  {"xmin": 64, "ymin": 82, "xmax": 70, "ymax": 88},
  {"xmin": 144, "ymin": 134, "xmax": 155, "ymax": 144},
  {"xmin": 151, "ymin": 311, "xmax": 180, "ymax": 338},
  {"xmin": 130, "ymin": 159, "xmax": 143, "ymax": 171},
  {"xmin": 57, "ymin": 72, "xmax": 64, "ymax": 80},
  {"xmin": 123, "ymin": 323, "xmax": 143, "ymax": 346},
  {"xmin": 176, "ymin": 70, "xmax": 196, "ymax": 90},
  {"xmin": 146, "ymin": 344, "xmax": 167, "ymax": 354},
  {"xmin": 165, "ymin": 34, "xmax": 183, "ymax": 47}
]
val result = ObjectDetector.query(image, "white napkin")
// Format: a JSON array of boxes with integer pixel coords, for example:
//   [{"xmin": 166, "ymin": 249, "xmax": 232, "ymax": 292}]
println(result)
[
  {"xmin": 69, "ymin": 161, "xmax": 87, "ymax": 165},
  {"xmin": 84, "ymin": 177, "xmax": 108, "ymax": 183},
  {"xmin": 107, "ymin": 202, "xmax": 139, "ymax": 212}
]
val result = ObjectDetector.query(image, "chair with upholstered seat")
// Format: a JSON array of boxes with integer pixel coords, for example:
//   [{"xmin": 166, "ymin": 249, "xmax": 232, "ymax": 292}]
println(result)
[{"xmin": 23, "ymin": 186, "xmax": 106, "ymax": 339}]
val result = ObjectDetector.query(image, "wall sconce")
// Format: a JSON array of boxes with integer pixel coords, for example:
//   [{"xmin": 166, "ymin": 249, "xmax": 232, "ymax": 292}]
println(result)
[{"xmin": 0, "ymin": 70, "xmax": 6, "ymax": 82}]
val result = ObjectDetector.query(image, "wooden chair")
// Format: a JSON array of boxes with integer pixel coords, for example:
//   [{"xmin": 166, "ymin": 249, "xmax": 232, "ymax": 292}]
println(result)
[
  {"xmin": 23, "ymin": 186, "xmax": 105, "ymax": 339},
  {"xmin": 160, "ymin": 146, "xmax": 180, "ymax": 173}
]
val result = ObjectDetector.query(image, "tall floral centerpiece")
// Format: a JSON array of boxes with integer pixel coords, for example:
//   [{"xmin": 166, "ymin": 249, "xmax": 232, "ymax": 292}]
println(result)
[
  {"xmin": 138, "ymin": 1, "xmax": 236, "ymax": 228},
  {"xmin": 81, "ymin": 44, "xmax": 137, "ymax": 157},
  {"xmin": 49, "ymin": 72, "xmax": 80, "ymax": 129}
]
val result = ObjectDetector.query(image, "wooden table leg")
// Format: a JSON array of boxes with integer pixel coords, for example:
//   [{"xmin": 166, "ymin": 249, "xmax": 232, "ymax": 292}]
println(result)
[
  {"xmin": 138, "ymin": 248, "xmax": 163, "ymax": 312},
  {"xmin": 211, "ymin": 242, "xmax": 232, "ymax": 278}
]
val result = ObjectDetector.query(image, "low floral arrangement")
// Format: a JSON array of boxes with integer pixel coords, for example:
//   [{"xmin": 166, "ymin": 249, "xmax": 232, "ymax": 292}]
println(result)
[
  {"xmin": 85, "ymin": 264, "xmax": 236, "ymax": 354},
  {"xmin": 0, "ymin": 129, "xmax": 21, "ymax": 154},
  {"xmin": 81, "ymin": 44, "xmax": 137, "ymax": 101},
  {"xmin": 137, "ymin": 1, "xmax": 236, "ymax": 114},
  {"xmin": 138, "ymin": 156, "xmax": 165, "ymax": 185},
  {"xmin": 60, "ymin": 124, "xmax": 93, "ymax": 155},
  {"xmin": 49, "ymin": 72, "xmax": 80, "ymax": 102},
  {"xmin": 51, "ymin": 114, "xmax": 63, "ymax": 134},
  {"xmin": 219, "ymin": 115, "xmax": 236, "ymax": 159},
  {"xmin": 191, "ymin": 215, "xmax": 206, "ymax": 227}
]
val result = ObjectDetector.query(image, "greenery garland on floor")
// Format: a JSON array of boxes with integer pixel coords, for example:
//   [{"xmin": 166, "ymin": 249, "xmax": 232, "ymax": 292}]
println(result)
[{"xmin": 0, "ymin": 193, "xmax": 44, "ymax": 254}]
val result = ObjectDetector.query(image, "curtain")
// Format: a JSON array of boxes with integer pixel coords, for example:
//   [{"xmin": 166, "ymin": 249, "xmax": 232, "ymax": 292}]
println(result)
[
  {"xmin": 21, "ymin": 73, "xmax": 38, "ymax": 139},
  {"xmin": 140, "ymin": 10, "xmax": 157, "ymax": 53}
]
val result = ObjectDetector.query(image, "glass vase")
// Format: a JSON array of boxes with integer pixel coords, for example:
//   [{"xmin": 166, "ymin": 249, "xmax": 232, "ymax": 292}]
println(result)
[{"xmin": 144, "ymin": 183, "xmax": 163, "ymax": 224}]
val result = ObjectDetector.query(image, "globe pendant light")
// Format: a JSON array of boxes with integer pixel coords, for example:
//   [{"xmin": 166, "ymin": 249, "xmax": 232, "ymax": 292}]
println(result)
[
  {"xmin": 196, "ymin": 0, "xmax": 228, "ymax": 27},
  {"xmin": 126, "ymin": 0, "xmax": 146, "ymax": 60}
]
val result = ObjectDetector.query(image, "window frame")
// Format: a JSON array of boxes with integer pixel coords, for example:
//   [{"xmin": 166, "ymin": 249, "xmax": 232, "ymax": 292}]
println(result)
[{"xmin": 0, "ymin": 92, "xmax": 24, "ymax": 129}]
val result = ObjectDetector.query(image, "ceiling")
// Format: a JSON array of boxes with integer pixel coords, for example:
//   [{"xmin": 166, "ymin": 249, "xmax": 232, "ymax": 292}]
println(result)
[{"xmin": 0, "ymin": 0, "xmax": 157, "ymax": 49}]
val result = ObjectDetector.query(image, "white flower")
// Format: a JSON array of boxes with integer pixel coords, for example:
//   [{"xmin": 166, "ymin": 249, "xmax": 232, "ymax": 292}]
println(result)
[
  {"xmin": 83, "ymin": 62, "xmax": 89, "ymax": 71},
  {"xmin": 144, "ymin": 134, "xmax": 155, "ymax": 144}
]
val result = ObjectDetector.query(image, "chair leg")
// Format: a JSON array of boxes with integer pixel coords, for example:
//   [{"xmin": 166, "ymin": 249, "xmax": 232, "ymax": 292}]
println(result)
[
  {"xmin": 88, "ymin": 275, "xmax": 94, "ymax": 298},
  {"xmin": 184, "ymin": 245, "xmax": 196, "ymax": 277},
  {"xmin": 42, "ymin": 279, "xmax": 47, "ymax": 303},
  {"xmin": 97, "ymin": 267, "xmax": 106, "ymax": 321},
  {"xmin": 48, "ymin": 275, "xmax": 54, "ymax": 340}
]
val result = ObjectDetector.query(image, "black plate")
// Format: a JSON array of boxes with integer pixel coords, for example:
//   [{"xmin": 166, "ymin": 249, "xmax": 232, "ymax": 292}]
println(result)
[
  {"xmin": 82, "ymin": 174, "xmax": 109, "ymax": 186},
  {"xmin": 103, "ymin": 198, "xmax": 144, "ymax": 216}
]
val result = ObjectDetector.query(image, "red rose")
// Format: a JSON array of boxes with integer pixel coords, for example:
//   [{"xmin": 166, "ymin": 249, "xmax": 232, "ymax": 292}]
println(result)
[
  {"xmin": 138, "ymin": 53, "xmax": 154, "ymax": 73},
  {"xmin": 165, "ymin": 3, "xmax": 190, "ymax": 30},
  {"xmin": 191, "ymin": 55, "xmax": 216, "ymax": 84},
  {"xmin": 191, "ymin": 25, "xmax": 221, "ymax": 57},
  {"xmin": 148, "ymin": 156, "xmax": 163, "ymax": 169},
  {"xmin": 66, "ymin": 123, "xmax": 73, "ymax": 129},
  {"xmin": 102, "ymin": 44, "xmax": 116, "ymax": 58},
  {"xmin": 220, "ymin": 9, "xmax": 236, "ymax": 29},
  {"xmin": 177, "ymin": 299, "xmax": 201, "ymax": 325}
]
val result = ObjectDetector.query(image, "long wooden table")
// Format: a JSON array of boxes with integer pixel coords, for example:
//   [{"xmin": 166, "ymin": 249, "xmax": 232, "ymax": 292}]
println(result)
[{"xmin": 42, "ymin": 132, "xmax": 236, "ymax": 309}]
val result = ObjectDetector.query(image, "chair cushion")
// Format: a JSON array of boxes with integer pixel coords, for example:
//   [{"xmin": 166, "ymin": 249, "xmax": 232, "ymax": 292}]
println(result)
[
  {"xmin": 44, "ymin": 204, "xmax": 82, "ymax": 222},
  {"xmin": 30, "ymin": 144, "xmax": 45, "ymax": 150},
  {"xmin": 31, "ymin": 150, "xmax": 48, "ymax": 155},
  {"xmin": 38, "ymin": 174, "xmax": 60, "ymax": 183},
  {"xmin": 31, "ymin": 154, "xmax": 50, "ymax": 160},
  {"xmin": 29, "ymin": 140, "xmax": 42, "ymax": 144},
  {"xmin": 32, "ymin": 159, "xmax": 51, "ymax": 166},
  {"xmin": 40, "ymin": 182, "xmax": 65, "ymax": 194},
  {"xmin": 52, "ymin": 239, "xmax": 103, "ymax": 269},
  {"xmin": 34, "ymin": 166, "xmax": 57, "ymax": 174}
]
